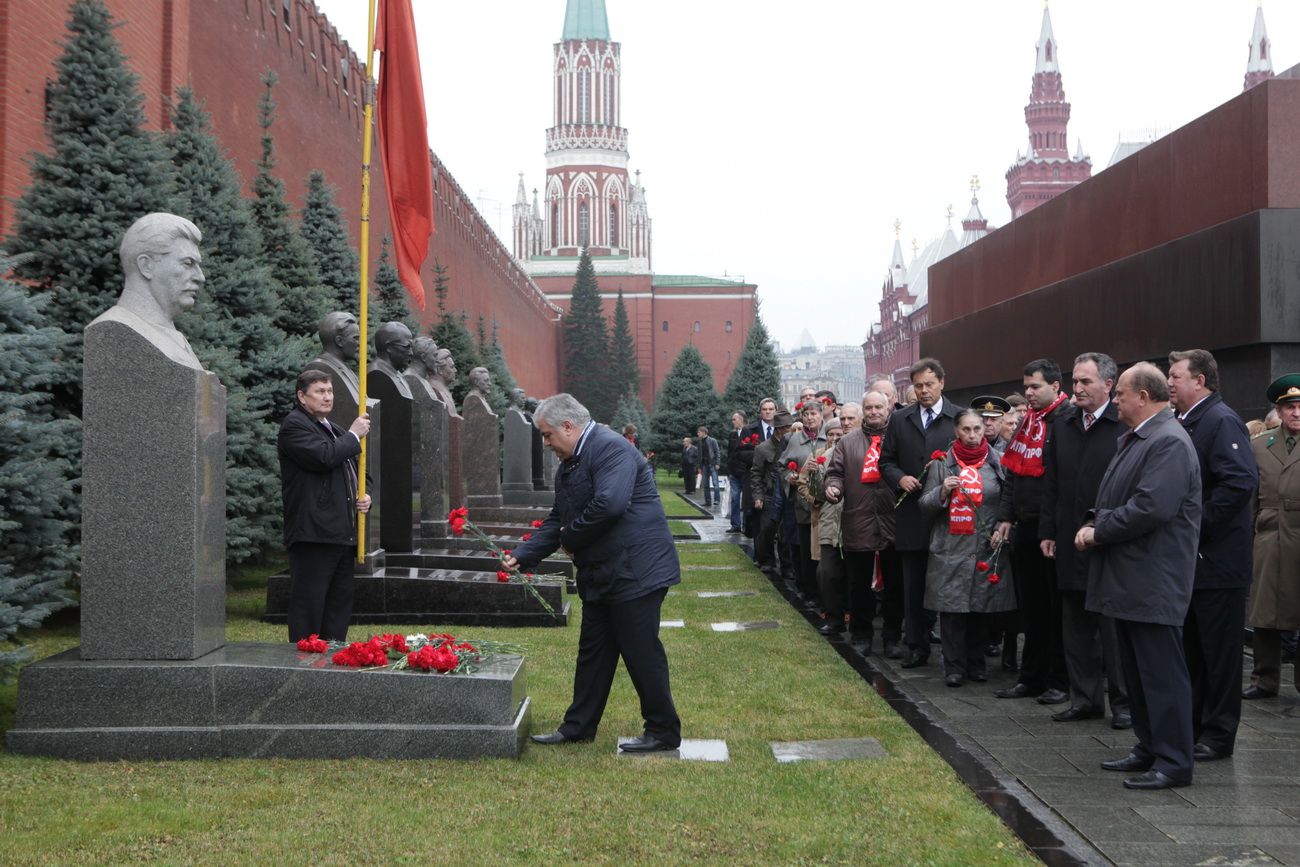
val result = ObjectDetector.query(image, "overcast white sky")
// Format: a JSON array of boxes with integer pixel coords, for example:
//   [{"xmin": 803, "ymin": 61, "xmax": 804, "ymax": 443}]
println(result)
[{"xmin": 312, "ymin": 0, "xmax": 1299, "ymax": 352}]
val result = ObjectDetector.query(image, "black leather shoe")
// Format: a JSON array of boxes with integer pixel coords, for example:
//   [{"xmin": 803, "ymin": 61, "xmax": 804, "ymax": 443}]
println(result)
[
  {"xmin": 619, "ymin": 735, "xmax": 678, "ymax": 753},
  {"xmin": 1111, "ymin": 712, "xmax": 1133, "ymax": 730},
  {"xmin": 1242, "ymin": 685, "xmax": 1278, "ymax": 700},
  {"xmin": 945, "ymin": 674, "xmax": 964, "ymax": 687},
  {"xmin": 883, "ymin": 642, "xmax": 904, "ymax": 659},
  {"xmin": 968, "ymin": 670, "xmax": 989, "ymax": 683},
  {"xmin": 1123, "ymin": 770, "xmax": 1189, "ymax": 790},
  {"xmin": 1101, "ymin": 753, "xmax": 1154, "ymax": 772},
  {"xmin": 901, "ymin": 650, "xmax": 929, "ymax": 669},
  {"xmin": 1052, "ymin": 706, "xmax": 1103, "ymax": 722},
  {"xmin": 994, "ymin": 683, "xmax": 1041, "ymax": 699},
  {"xmin": 531, "ymin": 731, "xmax": 593, "ymax": 745},
  {"xmin": 1194, "ymin": 742, "xmax": 1231, "ymax": 762},
  {"xmin": 817, "ymin": 622, "xmax": 846, "ymax": 636},
  {"xmin": 984, "ymin": 643, "xmax": 1002, "ymax": 657},
  {"xmin": 1036, "ymin": 688, "xmax": 1070, "ymax": 705}
]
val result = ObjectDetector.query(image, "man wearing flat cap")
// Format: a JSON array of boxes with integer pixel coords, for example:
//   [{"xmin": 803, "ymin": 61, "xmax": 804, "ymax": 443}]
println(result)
[{"xmin": 1245, "ymin": 374, "xmax": 1300, "ymax": 700}]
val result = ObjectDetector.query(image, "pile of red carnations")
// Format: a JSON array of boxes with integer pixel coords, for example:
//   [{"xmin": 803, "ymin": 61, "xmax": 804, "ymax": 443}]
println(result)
[{"xmin": 296, "ymin": 631, "xmax": 525, "ymax": 676}]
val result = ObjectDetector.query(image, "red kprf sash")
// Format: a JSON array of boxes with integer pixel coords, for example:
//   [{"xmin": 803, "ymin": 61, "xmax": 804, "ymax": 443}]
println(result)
[
  {"xmin": 948, "ymin": 456, "xmax": 985, "ymax": 535},
  {"xmin": 860, "ymin": 435, "xmax": 883, "ymax": 483},
  {"xmin": 1000, "ymin": 391, "xmax": 1069, "ymax": 477}
]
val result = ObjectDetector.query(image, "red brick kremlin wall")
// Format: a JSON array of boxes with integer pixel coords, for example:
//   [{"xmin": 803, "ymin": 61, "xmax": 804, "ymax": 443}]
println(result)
[{"xmin": 0, "ymin": 0, "xmax": 562, "ymax": 396}]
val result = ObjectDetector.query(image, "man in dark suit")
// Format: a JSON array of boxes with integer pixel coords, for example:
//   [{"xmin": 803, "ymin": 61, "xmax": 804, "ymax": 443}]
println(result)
[
  {"xmin": 1077, "ymin": 362, "xmax": 1201, "ymax": 790},
  {"xmin": 507, "ymin": 393, "xmax": 682, "ymax": 753},
  {"xmin": 697, "ymin": 425, "xmax": 721, "ymax": 506},
  {"xmin": 880, "ymin": 357, "xmax": 961, "ymax": 668},
  {"xmin": 1167, "ymin": 349, "xmax": 1257, "ymax": 763},
  {"xmin": 279, "ymin": 369, "xmax": 372, "ymax": 642},
  {"xmin": 680, "ymin": 437, "xmax": 700, "ymax": 494},
  {"xmin": 749, "ymin": 409, "xmax": 796, "ymax": 574},
  {"xmin": 738, "ymin": 398, "xmax": 778, "ymax": 539},
  {"xmin": 725, "ymin": 410, "xmax": 748, "ymax": 532},
  {"xmin": 1040, "ymin": 352, "xmax": 1131, "ymax": 728}
]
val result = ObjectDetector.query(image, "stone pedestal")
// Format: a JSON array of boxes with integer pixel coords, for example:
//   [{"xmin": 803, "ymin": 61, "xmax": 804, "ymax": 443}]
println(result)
[
  {"xmin": 532, "ymin": 424, "xmax": 549, "ymax": 491},
  {"xmin": 448, "ymin": 415, "xmax": 465, "ymax": 511},
  {"xmin": 462, "ymin": 393, "xmax": 501, "ymax": 508},
  {"xmin": 502, "ymin": 408, "xmax": 534, "ymax": 493},
  {"xmin": 368, "ymin": 366, "xmax": 414, "ymax": 553},
  {"xmin": 6, "ymin": 644, "xmax": 530, "ymax": 760},
  {"xmin": 543, "ymin": 447, "xmax": 558, "ymax": 489},
  {"xmin": 80, "ymin": 320, "xmax": 225, "ymax": 660},
  {"xmin": 406, "ymin": 374, "xmax": 449, "ymax": 528}
]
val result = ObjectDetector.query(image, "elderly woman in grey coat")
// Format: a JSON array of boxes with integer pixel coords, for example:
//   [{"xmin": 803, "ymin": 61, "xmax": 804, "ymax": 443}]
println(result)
[{"xmin": 919, "ymin": 409, "xmax": 1017, "ymax": 687}]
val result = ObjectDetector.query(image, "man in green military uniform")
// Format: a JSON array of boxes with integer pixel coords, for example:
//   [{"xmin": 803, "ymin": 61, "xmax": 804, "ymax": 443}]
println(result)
[{"xmin": 1245, "ymin": 374, "xmax": 1300, "ymax": 699}]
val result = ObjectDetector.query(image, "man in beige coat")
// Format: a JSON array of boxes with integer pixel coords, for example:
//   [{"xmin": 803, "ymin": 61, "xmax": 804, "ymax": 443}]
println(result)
[{"xmin": 1245, "ymin": 374, "xmax": 1300, "ymax": 699}]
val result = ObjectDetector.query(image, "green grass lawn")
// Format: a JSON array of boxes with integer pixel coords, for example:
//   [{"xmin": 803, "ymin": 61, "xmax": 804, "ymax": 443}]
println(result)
[{"xmin": 0, "ymin": 506, "xmax": 1032, "ymax": 864}]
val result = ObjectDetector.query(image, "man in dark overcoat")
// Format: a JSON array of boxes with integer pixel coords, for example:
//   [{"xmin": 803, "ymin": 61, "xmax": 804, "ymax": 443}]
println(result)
[
  {"xmin": 1077, "ymin": 363, "xmax": 1201, "ymax": 790},
  {"xmin": 750, "ymin": 409, "xmax": 796, "ymax": 574},
  {"xmin": 880, "ymin": 357, "xmax": 960, "ymax": 667},
  {"xmin": 1167, "ymin": 349, "xmax": 1257, "ymax": 762},
  {"xmin": 506, "ymin": 393, "xmax": 682, "ymax": 753},
  {"xmin": 1040, "ymin": 353, "xmax": 1131, "ymax": 728},
  {"xmin": 279, "ymin": 369, "xmax": 372, "ymax": 642},
  {"xmin": 1246, "ymin": 375, "xmax": 1300, "ymax": 699}
]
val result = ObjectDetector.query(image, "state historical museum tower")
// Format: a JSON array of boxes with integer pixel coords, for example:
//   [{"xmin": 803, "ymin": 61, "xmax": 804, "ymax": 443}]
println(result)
[{"xmin": 1004, "ymin": 4, "xmax": 1092, "ymax": 218}]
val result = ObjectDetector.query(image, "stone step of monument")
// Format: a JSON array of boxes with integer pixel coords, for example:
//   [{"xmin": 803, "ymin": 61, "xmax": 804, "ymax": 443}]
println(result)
[
  {"xmin": 385, "ymin": 550, "xmax": 575, "ymax": 588},
  {"xmin": 6, "ymin": 642, "xmax": 530, "ymax": 761},
  {"xmin": 264, "ymin": 571, "xmax": 570, "ymax": 627}
]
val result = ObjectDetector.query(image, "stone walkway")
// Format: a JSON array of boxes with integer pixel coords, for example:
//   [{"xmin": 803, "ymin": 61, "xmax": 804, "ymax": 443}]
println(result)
[{"xmin": 680, "ymin": 490, "xmax": 1300, "ymax": 867}]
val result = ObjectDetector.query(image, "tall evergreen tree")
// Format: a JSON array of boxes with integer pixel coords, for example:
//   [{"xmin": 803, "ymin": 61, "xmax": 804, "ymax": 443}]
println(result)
[
  {"xmin": 609, "ymin": 287, "xmax": 641, "ymax": 403},
  {"xmin": 249, "ymin": 69, "xmax": 331, "ymax": 337},
  {"xmin": 0, "ymin": 259, "xmax": 77, "ymax": 680},
  {"xmin": 4, "ymin": 0, "xmax": 177, "ymax": 424},
  {"xmin": 476, "ymin": 316, "xmax": 518, "ymax": 417},
  {"xmin": 371, "ymin": 237, "xmax": 420, "ymax": 340},
  {"xmin": 722, "ymin": 308, "xmax": 782, "ymax": 417},
  {"xmin": 166, "ymin": 86, "xmax": 311, "ymax": 564},
  {"xmin": 562, "ymin": 248, "xmax": 614, "ymax": 420},
  {"xmin": 648, "ymin": 344, "xmax": 721, "ymax": 470},
  {"xmin": 301, "ymin": 170, "xmax": 360, "ymax": 313},
  {"xmin": 611, "ymin": 390, "xmax": 651, "ymax": 443}
]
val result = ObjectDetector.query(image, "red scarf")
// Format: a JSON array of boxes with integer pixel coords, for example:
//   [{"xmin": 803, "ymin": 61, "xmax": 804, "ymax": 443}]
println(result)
[
  {"xmin": 1000, "ymin": 392, "xmax": 1069, "ymax": 477},
  {"xmin": 860, "ymin": 435, "xmax": 883, "ymax": 483},
  {"xmin": 948, "ymin": 440, "xmax": 988, "ymax": 535}
]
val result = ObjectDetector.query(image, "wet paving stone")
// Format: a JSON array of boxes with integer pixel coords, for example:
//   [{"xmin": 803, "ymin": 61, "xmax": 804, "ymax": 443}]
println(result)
[
  {"xmin": 710, "ymin": 621, "xmax": 781, "ymax": 632},
  {"xmin": 615, "ymin": 737, "xmax": 729, "ymax": 762},
  {"xmin": 1099, "ymin": 843, "xmax": 1281, "ymax": 865},
  {"xmin": 696, "ymin": 591, "xmax": 757, "ymax": 597},
  {"xmin": 1135, "ymin": 805, "xmax": 1299, "ymax": 827},
  {"xmin": 659, "ymin": 620, "xmax": 685, "ymax": 628},
  {"xmin": 769, "ymin": 737, "xmax": 887, "ymax": 763}
]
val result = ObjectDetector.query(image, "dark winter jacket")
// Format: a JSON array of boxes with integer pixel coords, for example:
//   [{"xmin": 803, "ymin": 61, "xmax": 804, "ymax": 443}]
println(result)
[
  {"xmin": 824, "ymin": 424, "xmax": 896, "ymax": 551},
  {"xmin": 510, "ymin": 423, "xmax": 680, "ymax": 603},
  {"xmin": 279, "ymin": 403, "xmax": 362, "ymax": 547},
  {"xmin": 880, "ymin": 398, "xmax": 961, "ymax": 551}
]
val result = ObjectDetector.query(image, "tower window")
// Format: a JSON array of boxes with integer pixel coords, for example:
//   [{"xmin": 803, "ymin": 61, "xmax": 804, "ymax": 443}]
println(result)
[
  {"xmin": 578, "ymin": 69, "xmax": 591, "ymax": 123},
  {"xmin": 725, "ymin": 321, "xmax": 733, "ymax": 332},
  {"xmin": 604, "ymin": 71, "xmax": 613, "ymax": 122},
  {"xmin": 551, "ymin": 202, "xmax": 559, "ymax": 247},
  {"xmin": 1045, "ymin": 40, "xmax": 1052, "ymax": 62},
  {"xmin": 1262, "ymin": 40, "xmax": 1268, "ymax": 61},
  {"xmin": 578, "ymin": 202, "xmax": 589, "ymax": 245},
  {"xmin": 727, "ymin": 351, "xmax": 731, "ymax": 360},
  {"xmin": 693, "ymin": 322, "xmax": 701, "ymax": 333},
  {"xmin": 609, "ymin": 203, "xmax": 618, "ymax": 246},
  {"xmin": 662, "ymin": 321, "xmax": 668, "ymax": 332}
]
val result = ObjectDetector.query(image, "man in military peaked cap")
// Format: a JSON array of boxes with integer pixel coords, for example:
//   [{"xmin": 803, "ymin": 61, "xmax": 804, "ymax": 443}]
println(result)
[{"xmin": 1245, "ymin": 374, "xmax": 1300, "ymax": 701}]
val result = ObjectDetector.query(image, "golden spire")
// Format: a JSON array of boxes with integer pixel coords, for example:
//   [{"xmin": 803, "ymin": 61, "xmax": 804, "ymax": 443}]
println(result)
[
  {"xmin": 970, "ymin": 174, "xmax": 981, "ymax": 200},
  {"xmin": 893, "ymin": 218, "xmax": 901, "ymax": 238}
]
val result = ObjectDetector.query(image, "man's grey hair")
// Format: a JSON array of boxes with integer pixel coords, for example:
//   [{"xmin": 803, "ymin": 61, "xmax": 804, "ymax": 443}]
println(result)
[
  {"xmin": 840, "ymin": 402, "xmax": 863, "ymax": 414},
  {"xmin": 120, "ymin": 212, "xmax": 202, "ymax": 269},
  {"xmin": 535, "ymin": 393, "xmax": 592, "ymax": 428},
  {"xmin": 867, "ymin": 373, "xmax": 893, "ymax": 388},
  {"xmin": 1074, "ymin": 351, "xmax": 1118, "ymax": 388},
  {"xmin": 1125, "ymin": 362, "xmax": 1171, "ymax": 402}
]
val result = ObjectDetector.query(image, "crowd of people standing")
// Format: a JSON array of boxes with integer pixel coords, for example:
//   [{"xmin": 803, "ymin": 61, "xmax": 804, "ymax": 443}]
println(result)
[{"xmin": 697, "ymin": 350, "xmax": 1299, "ymax": 792}]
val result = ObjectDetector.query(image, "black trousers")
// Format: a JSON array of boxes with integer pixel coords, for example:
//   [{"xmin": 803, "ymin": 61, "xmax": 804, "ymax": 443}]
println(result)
[
  {"xmin": 940, "ymin": 612, "xmax": 990, "ymax": 678},
  {"xmin": 818, "ymin": 545, "xmax": 848, "ymax": 624},
  {"xmin": 1183, "ymin": 586, "xmax": 1246, "ymax": 753},
  {"xmin": 1010, "ymin": 521, "xmax": 1067, "ymax": 692},
  {"xmin": 795, "ymin": 522, "xmax": 818, "ymax": 597},
  {"xmin": 682, "ymin": 465, "xmax": 697, "ymax": 493},
  {"xmin": 1116, "ymin": 618, "xmax": 1194, "ymax": 784},
  {"xmin": 754, "ymin": 511, "xmax": 778, "ymax": 567},
  {"xmin": 899, "ymin": 549, "xmax": 934, "ymax": 653},
  {"xmin": 287, "ymin": 542, "xmax": 355, "ymax": 642},
  {"xmin": 558, "ymin": 587, "xmax": 681, "ymax": 745},
  {"xmin": 838, "ymin": 548, "xmax": 903, "ymax": 643},
  {"xmin": 1060, "ymin": 588, "xmax": 1128, "ymax": 714}
]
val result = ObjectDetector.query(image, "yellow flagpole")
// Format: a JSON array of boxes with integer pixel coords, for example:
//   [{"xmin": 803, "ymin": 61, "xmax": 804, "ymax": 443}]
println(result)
[{"xmin": 356, "ymin": 0, "xmax": 378, "ymax": 563}]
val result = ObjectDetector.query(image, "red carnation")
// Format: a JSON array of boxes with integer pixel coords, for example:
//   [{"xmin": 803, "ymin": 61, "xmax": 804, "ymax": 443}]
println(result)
[
  {"xmin": 521, "ymin": 533, "xmax": 532, "ymax": 541},
  {"xmin": 787, "ymin": 461, "xmax": 798, "ymax": 470},
  {"xmin": 430, "ymin": 646, "xmax": 459, "ymax": 673},
  {"xmin": 496, "ymin": 570, "xmax": 511, "ymax": 583},
  {"xmin": 821, "ymin": 397, "xmax": 833, "ymax": 405},
  {"xmin": 987, "ymin": 573, "xmax": 1001, "ymax": 584},
  {"xmin": 795, "ymin": 402, "xmax": 804, "ymax": 411},
  {"xmin": 976, "ymin": 561, "xmax": 990, "ymax": 572},
  {"xmin": 448, "ymin": 507, "xmax": 469, "ymax": 520},
  {"xmin": 296, "ymin": 634, "xmax": 328, "ymax": 653},
  {"xmin": 503, "ymin": 549, "xmax": 511, "ymax": 555},
  {"xmin": 531, "ymin": 519, "xmax": 544, "ymax": 528},
  {"xmin": 816, "ymin": 455, "xmax": 827, "ymax": 464},
  {"xmin": 930, "ymin": 450, "xmax": 947, "ymax": 460}
]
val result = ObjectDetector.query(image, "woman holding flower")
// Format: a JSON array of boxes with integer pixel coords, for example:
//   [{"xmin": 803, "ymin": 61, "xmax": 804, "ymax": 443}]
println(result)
[{"xmin": 918, "ymin": 409, "xmax": 1016, "ymax": 687}]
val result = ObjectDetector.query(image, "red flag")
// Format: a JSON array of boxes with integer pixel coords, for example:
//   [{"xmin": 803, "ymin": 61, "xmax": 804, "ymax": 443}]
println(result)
[{"xmin": 376, "ymin": 0, "xmax": 433, "ymax": 310}]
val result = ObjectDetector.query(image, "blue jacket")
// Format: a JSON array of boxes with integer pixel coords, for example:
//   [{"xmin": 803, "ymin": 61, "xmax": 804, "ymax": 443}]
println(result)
[
  {"xmin": 1179, "ymin": 392, "xmax": 1258, "ymax": 589},
  {"xmin": 511, "ymin": 423, "xmax": 680, "ymax": 603}
]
